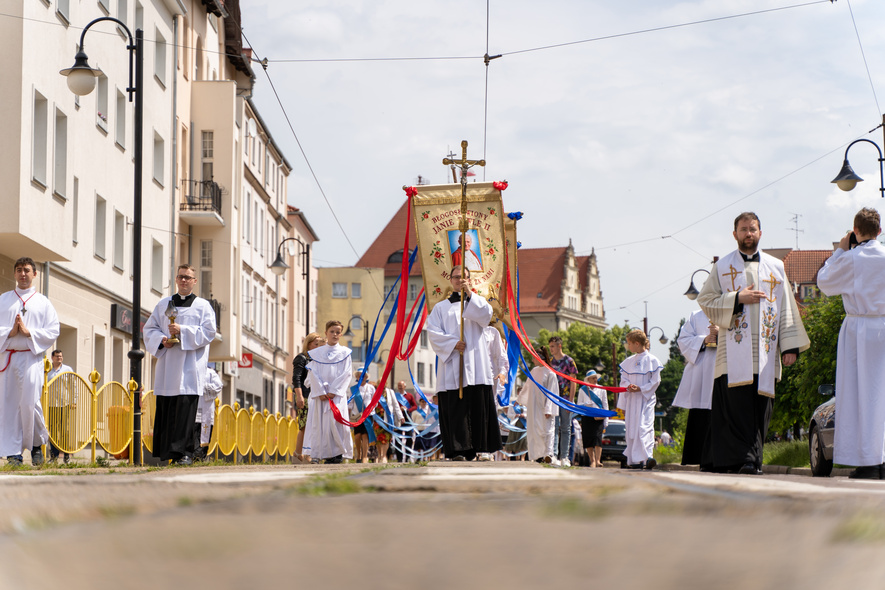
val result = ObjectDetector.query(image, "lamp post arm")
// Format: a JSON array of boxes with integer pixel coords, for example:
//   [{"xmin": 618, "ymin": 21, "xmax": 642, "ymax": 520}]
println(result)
[
  {"xmin": 844, "ymin": 138, "xmax": 885, "ymax": 198},
  {"xmin": 78, "ymin": 18, "xmax": 137, "ymax": 102}
]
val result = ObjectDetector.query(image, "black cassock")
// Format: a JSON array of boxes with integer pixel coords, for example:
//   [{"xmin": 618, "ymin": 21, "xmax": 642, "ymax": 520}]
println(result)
[
  {"xmin": 437, "ymin": 384, "xmax": 502, "ymax": 460},
  {"xmin": 708, "ymin": 375, "xmax": 771, "ymax": 470}
]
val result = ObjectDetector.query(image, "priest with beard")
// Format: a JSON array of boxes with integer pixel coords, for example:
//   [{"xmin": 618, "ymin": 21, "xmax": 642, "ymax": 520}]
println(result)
[
  {"xmin": 698, "ymin": 212, "xmax": 809, "ymax": 475},
  {"xmin": 426, "ymin": 266, "xmax": 502, "ymax": 461},
  {"xmin": 144, "ymin": 264, "xmax": 217, "ymax": 465}
]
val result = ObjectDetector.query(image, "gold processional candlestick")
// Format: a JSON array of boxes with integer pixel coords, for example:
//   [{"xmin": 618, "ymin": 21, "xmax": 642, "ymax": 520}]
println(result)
[
  {"xmin": 164, "ymin": 300, "xmax": 180, "ymax": 346},
  {"xmin": 442, "ymin": 140, "xmax": 485, "ymax": 400}
]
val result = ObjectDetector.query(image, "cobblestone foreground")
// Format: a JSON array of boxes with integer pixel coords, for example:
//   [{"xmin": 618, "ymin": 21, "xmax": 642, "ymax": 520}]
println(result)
[{"xmin": 0, "ymin": 461, "xmax": 884, "ymax": 589}]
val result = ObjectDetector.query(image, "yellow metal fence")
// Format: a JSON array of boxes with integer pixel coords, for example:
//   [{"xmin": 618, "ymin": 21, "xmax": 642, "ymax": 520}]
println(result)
[{"xmin": 42, "ymin": 360, "xmax": 299, "ymax": 464}]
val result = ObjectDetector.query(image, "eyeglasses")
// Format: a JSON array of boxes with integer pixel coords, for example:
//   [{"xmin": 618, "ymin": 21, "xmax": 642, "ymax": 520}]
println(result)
[{"xmin": 176, "ymin": 275, "xmax": 196, "ymax": 281}]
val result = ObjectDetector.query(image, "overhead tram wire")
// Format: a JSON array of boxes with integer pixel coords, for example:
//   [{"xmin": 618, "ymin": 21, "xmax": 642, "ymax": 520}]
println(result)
[
  {"xmin": 499, "ymin": 1, "xmax": 832, "ymax": 58},
  {"xmin": 846, "ymin": 0, "xmax": 882, "ymax": 117}
]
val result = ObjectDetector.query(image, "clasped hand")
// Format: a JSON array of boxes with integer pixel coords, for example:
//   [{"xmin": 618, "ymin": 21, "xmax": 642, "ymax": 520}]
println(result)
[{"xmin": 9, "ymin": 314, "xmax": 29, "ymax": 338}]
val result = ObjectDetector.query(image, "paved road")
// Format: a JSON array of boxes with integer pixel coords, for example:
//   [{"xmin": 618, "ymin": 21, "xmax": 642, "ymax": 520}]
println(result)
[{"xmin": 0, "ymin": 461, "xmax": 883, "ymax": 589}]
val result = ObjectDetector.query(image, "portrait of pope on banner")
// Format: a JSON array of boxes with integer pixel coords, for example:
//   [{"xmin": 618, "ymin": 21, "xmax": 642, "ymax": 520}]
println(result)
[{"xmin": 448, "ymin": 229, "xmax": 483, "ymax": 272}]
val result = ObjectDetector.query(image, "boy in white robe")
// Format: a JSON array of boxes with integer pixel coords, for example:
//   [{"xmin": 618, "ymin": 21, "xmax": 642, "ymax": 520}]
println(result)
[
  {"xmin": 304, "ymin": 320, "xmax": 354, "ymax": 463},
  {"xmin": 618, "ymin": 330, "xmax": 662, "ymax": 470},
  {"xmin": 0, "ymin": 257, "xmax": 60, "ymax": 465},
  {"xmin": 520, "ymin": 346, "xmax": 558, "ymax": 463},
  {"xmin": 817, "ymin": 207, "xmax": 885, "ymax": 479},
  {"xmin": 195, "ymin": 365, "xmax": 223, "ymax": 460},
  {"xmin": 144, "ymin": 264, "xmax": 217, "ymax": 465}
]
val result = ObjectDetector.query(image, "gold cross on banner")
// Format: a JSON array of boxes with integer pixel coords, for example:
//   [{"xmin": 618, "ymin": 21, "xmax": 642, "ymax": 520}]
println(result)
[
  {"xmin": 722, "ymin": 264, "xmax": 741, "ymax": 292},
  {"xmin": 762, "ymin": 271, "xmax": 782, "ymax": 302}
]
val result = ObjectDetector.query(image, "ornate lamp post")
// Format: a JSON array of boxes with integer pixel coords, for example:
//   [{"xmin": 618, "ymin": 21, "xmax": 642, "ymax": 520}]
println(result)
[
  {"xmin": 61, "ymin": 18, "xmax": 145, "ymax": 464},
  {"xmin": 270, "ymin": 236, "xmax": 311, "ymax": 340}
]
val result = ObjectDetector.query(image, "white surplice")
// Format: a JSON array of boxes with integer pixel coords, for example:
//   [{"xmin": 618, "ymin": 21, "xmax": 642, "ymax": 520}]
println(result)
[
  {"xmin": 673, "ymin": 309, "xmax": 716, "ymax": 411},
  {"xmin": 349, "ymin": 383, "xmax": 375, "ymax": 421},
  {"xmin": 522, "ymin": 366, "xmax": 557, "ymax": 461},
  {"xmin": 485, "ymin": 326, "xmax": 509, "ymax": 399},
  {"xmin": 304, "ymin": 344, "xmax": 354, "ymax": 460},
  {"xmin": 618, "ymin": 350, "xmax": 662, "ymax": 465},
  {"xmin": 427, "ymin": 294, "xmax": 494, "ymax": 391},
  {"xmin": 0, "ymin": 287, "xmax": 59, "ymax": 456},
  {"xmin": 817, "ymin": 241, "xmax": 885, "ymax": 466},
  {"xmin": 144, "ymin": 296, "xmax": 217, "ymax": 397}
]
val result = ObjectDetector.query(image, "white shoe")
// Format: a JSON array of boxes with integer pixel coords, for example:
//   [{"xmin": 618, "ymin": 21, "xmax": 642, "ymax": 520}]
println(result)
[
  {"xmin": 550, "ymin": 458, "xmax": 561, "ymax": 466},
  {"xmin": 477, "ymin": 453, "xmax": 491, "ymax": 462},
  {"xmin": 561, "ymin": 458, "xmax": 571, "ymax": 467}
]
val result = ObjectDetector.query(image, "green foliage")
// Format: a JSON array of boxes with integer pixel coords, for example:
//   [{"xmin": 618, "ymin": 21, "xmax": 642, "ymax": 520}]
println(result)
[
  {"xmin": 529, "ymin": 322, "xmax": 631, "ymax": 406},
  {"xmin": 771, "ymin": 295, "xmax": 844, "ymax": 435},
  {"xmin": 761, "ymin": 439, "xmax": 809, "ymax": 468}
]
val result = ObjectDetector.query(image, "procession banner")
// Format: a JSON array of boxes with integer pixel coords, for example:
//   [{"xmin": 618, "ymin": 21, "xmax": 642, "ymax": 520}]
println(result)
[{"xmin": 411, "ymin": 182, "xmax": 510, "ymax": 321}]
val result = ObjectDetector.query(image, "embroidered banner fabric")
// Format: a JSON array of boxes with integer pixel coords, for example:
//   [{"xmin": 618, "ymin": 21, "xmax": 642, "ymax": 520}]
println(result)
[{"xmin": 411, "ymin": 182, "xmax": 509, "ymax": 320}]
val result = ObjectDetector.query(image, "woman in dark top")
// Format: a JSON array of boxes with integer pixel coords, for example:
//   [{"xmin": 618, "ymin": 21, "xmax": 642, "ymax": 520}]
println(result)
[{"xmin": 292, "ymin": 332, "xmax": 324, "ymax": 463}]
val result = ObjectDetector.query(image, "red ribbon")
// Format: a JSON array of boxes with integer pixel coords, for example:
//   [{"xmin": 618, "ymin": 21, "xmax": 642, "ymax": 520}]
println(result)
[
  {"xmin": 503, "ymin": 248, "xmax": 625, "ymax": 394},
  {"xmin": 329, "ymin": 197, "xmax": 417, "ymax": 427},
  {"xmin": 493, "ymin": 180, "xmax": 508, "ymax": 191}
]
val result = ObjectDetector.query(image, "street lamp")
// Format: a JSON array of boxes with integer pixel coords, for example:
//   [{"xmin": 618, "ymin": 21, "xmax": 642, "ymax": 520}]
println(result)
[
  {"xmin": 683, "ymin": 269, "xmax": 710, "ymax": 300},
  {"xmin": 344, "ymin": 315, "xmax": 369, "ymax": 364},
  {"xmin": 270, "ymin": 236, "xmax": 311, "ymax": 341},
  {"xmin": 61, "ymin": 17, "xmax": 145, "ymax": 465},
  {"xmin": 831, "ymin": 138, "xmax": 885, "ymax": 197},
  {"xmin": 648, "ymin": 326, "xmax": 668, "ymax": 345}
]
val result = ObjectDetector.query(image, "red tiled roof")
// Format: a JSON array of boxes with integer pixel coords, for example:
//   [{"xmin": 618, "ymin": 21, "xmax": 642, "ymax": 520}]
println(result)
[
  {"xmin": 783, "ymin": 250, "xmax": 832, "ymax": 285},
  {"xmin": 355, "ymin": 199, "xmax": 419, "ymax": 276}
]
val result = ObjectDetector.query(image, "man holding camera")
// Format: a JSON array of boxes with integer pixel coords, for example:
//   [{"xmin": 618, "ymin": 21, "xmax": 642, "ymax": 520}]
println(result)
[{"xmin": 817, "ymin": 207, "xmax": 885, "ymax": 479}]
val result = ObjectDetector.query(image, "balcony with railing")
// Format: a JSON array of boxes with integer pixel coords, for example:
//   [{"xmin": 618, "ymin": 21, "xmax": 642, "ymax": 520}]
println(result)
[{"xmin": 180, "ymin": 179, "xmax": 224, "ymax": 226}]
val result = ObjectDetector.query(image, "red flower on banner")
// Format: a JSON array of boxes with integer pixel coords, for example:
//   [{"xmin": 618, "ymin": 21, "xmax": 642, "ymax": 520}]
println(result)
[
  {"xmin": 404, "ymin": 186, "xmax": 418, "ymax": 197},
  {"xmin": 493, "ymin": 180, "xmax": 508, "ymax": 191},
  {"xmin": 434, "ymin": 252, "xmax": 441, "ymax": 258}
]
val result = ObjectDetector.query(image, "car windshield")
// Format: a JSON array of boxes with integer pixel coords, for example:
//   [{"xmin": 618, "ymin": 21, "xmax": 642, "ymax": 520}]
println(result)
[{"xmin": 606, "ymin": 423, "xmax": 625, "ymax": 435}]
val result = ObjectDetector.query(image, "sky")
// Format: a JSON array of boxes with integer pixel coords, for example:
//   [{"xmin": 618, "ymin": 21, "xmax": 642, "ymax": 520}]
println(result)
[{"xmin": 241, "ymin": 0, "xmax": 885, "ymax": 362}]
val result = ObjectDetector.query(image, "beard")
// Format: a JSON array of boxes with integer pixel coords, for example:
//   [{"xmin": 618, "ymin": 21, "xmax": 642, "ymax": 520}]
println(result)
[{"xmin": 737, "ymin": 235, "xmax": 759, "ymax": 253}]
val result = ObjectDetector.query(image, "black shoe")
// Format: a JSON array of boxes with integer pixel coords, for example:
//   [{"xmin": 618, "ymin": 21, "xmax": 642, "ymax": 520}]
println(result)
[
  {"xmin": 325, "ymin": 455, "xmax": 343, "ymax": 464},
  {"xmin": 848, "ymin": 465, "xmax": 880, "ymax": 480},
  {"xmin": 452, "ymin": 455, "xmax": 466, "ymax": 461},
  {"xmin": 881, "ymin": 463, "xmax": 885, "ymax": 480},
  {"xmin": 63, "ymin": 454, "xmax": 71, "ymax": 464},
  {"xmin": 645, "ymin": 458, "xmax": 657, "ymax": 471},
  {"xmin": 626, "ymin": 463, "xmax": 643, "ymax": 470},
  {"xmin": 176, "ymin": 455, "xmax": 193, "ymax": 466},
  {"xmin": 6, "ymin": 455, "xmax": 22, "ymax": 466},
  {"xmin": 31, "ymin": 447, "xmax": 44, "ymax": 466},
  {"xmin": 738, "ymin": 462, "xmax": 762, "ymax": 475}
]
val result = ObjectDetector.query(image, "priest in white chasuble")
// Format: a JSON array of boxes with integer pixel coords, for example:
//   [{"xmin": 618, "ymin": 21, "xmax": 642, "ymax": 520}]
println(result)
[
  {"xmin": 817, "ymin": 208, "xmax": 885, "ymax": 479},
  {"xmin": 304, "ymin": 320, "xmax": 353, "ymax": 463},
  {"xmin": 698, "ymin": 212, "xmax": 809, "ymax": 475},
  {"xmin": 144, "ymin": 264, "xmax": 217, "ymax": 465},
  {"xmin": 0, "ymin": 257, "xmax": 59, "ymax": 465},
  {"xmin": 427, "ymin": 267, "xmax": 502, "ymax": 461},
  {"xmin": 673, "ymin": 309, "xmax": 717, "ymax": 468}
]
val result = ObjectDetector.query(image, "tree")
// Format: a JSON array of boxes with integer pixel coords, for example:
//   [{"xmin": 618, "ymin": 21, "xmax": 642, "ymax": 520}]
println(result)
[
  {"xmin": 527, "ymin": 322, "xmax": 631, "ymax": 407},
  {"xmin": 656, "ymin": 318, "xmax": 687, "ymax": 434},
  {"xmin": 770, "ymin": 295, "xmax": 844, "ymax": 436}
]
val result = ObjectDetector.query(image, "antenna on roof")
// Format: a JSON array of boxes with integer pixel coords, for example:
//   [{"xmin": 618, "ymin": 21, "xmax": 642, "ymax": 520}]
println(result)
[{"xmin": 787, "ymin": 213, "xmax": 803, "ymax": 250}]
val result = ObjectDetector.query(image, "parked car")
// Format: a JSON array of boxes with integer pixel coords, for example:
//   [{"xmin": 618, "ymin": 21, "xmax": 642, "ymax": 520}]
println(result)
[
  {"xmin": 808, "ymin": 384, "xmax": 835, "ymax": 477},
  {"xmin": 600, "ymin": 419, "xmax": 627, "ymax": 467}
]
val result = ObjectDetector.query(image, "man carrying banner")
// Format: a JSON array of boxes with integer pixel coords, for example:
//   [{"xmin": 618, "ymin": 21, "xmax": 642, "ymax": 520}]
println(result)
[{"xmin": 426, "ymin": 267, "xmax": 502, "ymax": 461}]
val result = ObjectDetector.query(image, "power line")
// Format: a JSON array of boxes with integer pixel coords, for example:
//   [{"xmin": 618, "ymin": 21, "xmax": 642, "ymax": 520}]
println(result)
[{"xmin": 845, "ymin": 0, "xmax": 881, "ymax": 117}]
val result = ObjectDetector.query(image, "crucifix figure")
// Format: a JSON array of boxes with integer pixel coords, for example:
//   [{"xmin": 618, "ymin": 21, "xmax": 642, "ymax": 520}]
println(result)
[
  {"xmin": 441, "ymin": 140, "xmax": 485, "ymax": 398},
  {"xmin": 762, "ymin": 272, "xmax": 782, "ymax": 302},
  {"xmin": 721, "ymin": 264, "xmax": 741, "ymax": 292}
]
